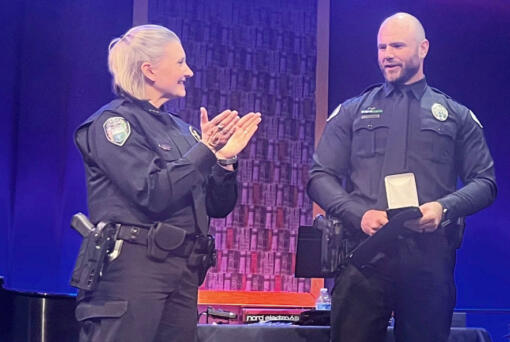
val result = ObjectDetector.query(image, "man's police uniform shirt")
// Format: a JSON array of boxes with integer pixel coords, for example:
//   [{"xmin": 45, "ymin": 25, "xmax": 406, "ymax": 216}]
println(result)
[
  {"xmin": 75, "ymin": 94, "xmax": 238, "ymax": 233},
  {"xmin": 309, "ymin": 78, "xmax": 496, "ymax": 230}
]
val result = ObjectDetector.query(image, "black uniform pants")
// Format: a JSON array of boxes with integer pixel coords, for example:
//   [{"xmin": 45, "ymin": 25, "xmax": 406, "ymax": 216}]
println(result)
[
  {"xmin": 75, "ymin": 241, "xmax": 201, "ymax": 342},
  {"xmin": 330, "ymin": 228, "xmax": 457, "ymax": 342}
]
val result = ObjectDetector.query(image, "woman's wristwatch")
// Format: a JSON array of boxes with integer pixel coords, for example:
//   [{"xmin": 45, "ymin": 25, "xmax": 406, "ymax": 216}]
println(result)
[{"xmin": 217, "ymin": 155, "xmax": 238, "ymax": 166}]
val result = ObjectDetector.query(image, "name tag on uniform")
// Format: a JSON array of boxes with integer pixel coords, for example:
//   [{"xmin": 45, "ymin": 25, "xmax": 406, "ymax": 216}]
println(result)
[
  {"xmin": 361, "ymin": 106, "xmax": 383, "ymax": 119},
  {"xmin": 384, "ymin": 173, "xmax": 419, "ymax": 209}
]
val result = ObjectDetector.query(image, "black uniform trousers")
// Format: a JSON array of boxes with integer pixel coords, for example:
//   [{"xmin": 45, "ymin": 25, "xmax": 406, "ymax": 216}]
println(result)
[
  {"xmin": 330, "ymin": 227, "xmax": 457, "ymax": 342},
  {"xmin": 76, "ymin": 241, "xmax": 200, "ymax": 342}
]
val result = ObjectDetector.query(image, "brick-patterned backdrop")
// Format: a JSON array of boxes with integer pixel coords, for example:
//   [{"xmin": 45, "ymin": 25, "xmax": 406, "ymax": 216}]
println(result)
[{"xmin": 149, "ymin": 0, "xmax": 316, "ymax": 293}]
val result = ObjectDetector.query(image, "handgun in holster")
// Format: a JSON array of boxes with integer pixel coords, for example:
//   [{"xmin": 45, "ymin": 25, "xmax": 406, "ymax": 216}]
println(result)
[
  {"xmin": 70, "ymin": 213, "xmax": 120, "ymax": 291},
  {"xmin": 314, "ymin": 207, "xmax": 423, "ymax": 274},
  {"xmin": 313, "ymin": 215, "xmax": 362, "ymax": 275}
]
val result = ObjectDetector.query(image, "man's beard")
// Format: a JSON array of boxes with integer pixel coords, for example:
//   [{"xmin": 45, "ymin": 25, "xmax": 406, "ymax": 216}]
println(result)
[{"xmin": 381, "ymin": 59, "xmax": 420, "ymax": 85}]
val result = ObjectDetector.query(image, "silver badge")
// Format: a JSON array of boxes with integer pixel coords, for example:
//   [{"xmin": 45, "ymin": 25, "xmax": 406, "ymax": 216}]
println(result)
[
  {"xmin": 103, "ymin": 117, "xmax": 131, "ymax": 146},
  {"xmin": 469, "ymin": 110, "xmax": 483, "ymax": 128},
  {"xmin": 327, "ymin": 104, "xmax": 341, "ymax": 122},
  {"xmin": 189, "ymin": 126, "xmax": 201, "ymax": 142},
  {"xmin": 431, "ymin": 103, "xmax": 448, "ymax": 121}
]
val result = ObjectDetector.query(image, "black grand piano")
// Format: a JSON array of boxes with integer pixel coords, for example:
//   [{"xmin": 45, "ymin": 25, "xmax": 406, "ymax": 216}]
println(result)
[{"xmin": 0, "ymin": 278, "xmax": 79, "ymax": 341}]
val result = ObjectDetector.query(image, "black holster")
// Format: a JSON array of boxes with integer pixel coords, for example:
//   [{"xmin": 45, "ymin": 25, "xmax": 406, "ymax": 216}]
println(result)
[
  {"xmin": 70, "ymin": 222, "xmax": 118, "ymax": 291},
  {"xmin": 188, "ymin": 235, "xmax": 216, "ymax": 286},
  {"xmin": 314, "ymin": 214, "xmax": 363, "ymax": 275}
]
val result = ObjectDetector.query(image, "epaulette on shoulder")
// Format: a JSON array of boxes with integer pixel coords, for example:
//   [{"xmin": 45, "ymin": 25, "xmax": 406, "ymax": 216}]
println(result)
[
  {"xmin": 429, "ymin": 87, "xmax": 472, "ymax": 117},
  {"xmin": 79, "ymin": 98, "xmax": 126, "ymax": 128},
  {"xmin": 340, "ymin": 83, "xmax": 383, "ymax": 108},
  {"xmin": 429, "ymin": 87, "xmax": 468, "ymax": 108},
  {"xmin": 360, "ymin": 83, "xmax": 383, "ymax": 95},
  {"xmin": 430, "ymin": 87, "xmax": 452, "ymax": 99},
  {"xmin": 100, "ymin": 98, "xmax": 126, "ymax": 113}
]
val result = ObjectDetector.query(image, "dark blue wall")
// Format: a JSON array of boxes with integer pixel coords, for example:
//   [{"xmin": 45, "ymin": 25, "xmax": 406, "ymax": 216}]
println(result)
[
  {"xmin": 329, "ymin": 1, "xmax": 510, "ymax": 340},
  {"xmin": 0, "ymin": 0, "xmax": 132, "ymax": 293}
]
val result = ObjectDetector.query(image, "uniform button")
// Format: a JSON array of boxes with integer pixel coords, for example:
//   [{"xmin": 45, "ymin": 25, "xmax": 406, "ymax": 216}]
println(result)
[{"xmin": 367, "ymin": 124, "xmax": 373, "ymax": 129}]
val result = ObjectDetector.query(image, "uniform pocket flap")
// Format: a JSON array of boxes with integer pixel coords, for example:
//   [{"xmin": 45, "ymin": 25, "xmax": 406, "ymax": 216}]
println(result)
[
  {"xmin": 75, "ymin": 300, "xmax": 128, "ymax": 321},
  {"xmin": 420, "ymin": 120, "xmax": 455, "ymax": 138},
  {"xmin": 353, "ymin": 119, "xmax": 389, "ymax": 132}
]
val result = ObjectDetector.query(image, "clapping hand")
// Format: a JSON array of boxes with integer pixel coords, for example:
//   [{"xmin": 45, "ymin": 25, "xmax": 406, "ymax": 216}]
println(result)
[
  {"xmin": 216, "ymin": 112, "xmax": 262, "ymax": 159},
  {"xmin": 200, "ymin": 107, "xmax": 239, "ymax": 153}
]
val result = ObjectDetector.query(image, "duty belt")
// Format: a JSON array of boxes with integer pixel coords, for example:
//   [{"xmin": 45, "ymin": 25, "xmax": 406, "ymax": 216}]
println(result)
[{"xmin": 117, "ymin": 225, "xmax": 198, "ymax": 258}]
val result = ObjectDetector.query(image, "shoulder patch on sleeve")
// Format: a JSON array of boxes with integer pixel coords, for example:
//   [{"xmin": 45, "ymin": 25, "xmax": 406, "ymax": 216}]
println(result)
[
  {"xmin": 327, "ymin": 104, "xmax": 342, "ymax": 122},
  {"xmin": 469, "ymin": 110, "xmax": 483, "ymax": 128},
  {"xmin": 103, "ymin": 117, "xmax": 131, "ymax": 146}
]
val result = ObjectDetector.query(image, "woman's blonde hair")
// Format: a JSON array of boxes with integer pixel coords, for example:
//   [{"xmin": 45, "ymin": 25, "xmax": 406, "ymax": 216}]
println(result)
[{"xmin": 108, "ymin": 24, "xmax": 180, "ymax": 99}]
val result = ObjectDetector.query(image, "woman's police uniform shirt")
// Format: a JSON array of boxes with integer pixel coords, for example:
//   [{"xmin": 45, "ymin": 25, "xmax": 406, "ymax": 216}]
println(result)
[
  {"xmin": 308, "ymin": 78, "xmax": 496, "ymax": 231},
  {"xmin": 75, "ymin": 93, "xmax": 238, "ymax": 234}
]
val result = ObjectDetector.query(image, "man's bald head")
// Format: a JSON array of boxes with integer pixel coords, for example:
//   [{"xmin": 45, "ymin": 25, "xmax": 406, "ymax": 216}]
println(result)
[
  {"xmin": 379, "ymin": 12, "xmax": 426, "ymax": 43},
  {"xmin": 377, "ymin": 12, "xmax": 429, "ymax": 85}
]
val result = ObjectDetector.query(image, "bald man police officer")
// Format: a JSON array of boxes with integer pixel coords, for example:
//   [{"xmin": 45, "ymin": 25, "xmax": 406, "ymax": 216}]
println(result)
[{"xmin": 308, "ymin": 13, "xmax": 496, "ymax": 342}]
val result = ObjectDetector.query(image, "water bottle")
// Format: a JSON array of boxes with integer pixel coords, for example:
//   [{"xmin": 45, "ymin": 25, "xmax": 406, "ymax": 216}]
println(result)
[{"xmin": 315, "ymin": 288, "xmax": 331, "ymax": 311}]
